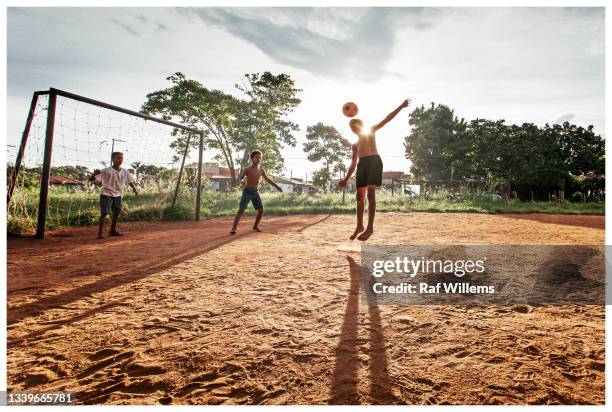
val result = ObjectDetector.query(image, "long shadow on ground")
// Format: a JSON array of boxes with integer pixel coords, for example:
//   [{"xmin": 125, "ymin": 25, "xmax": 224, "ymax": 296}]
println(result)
[{"xmin": 330, "ymin": 256, "xmax": 397, "ymax": 404}]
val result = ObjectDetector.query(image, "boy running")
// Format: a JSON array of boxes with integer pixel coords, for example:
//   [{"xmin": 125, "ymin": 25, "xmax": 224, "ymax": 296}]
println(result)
[
  {"xmin": 89, "ymin": 152, "xmax": 138, "ymax": 239},
  {"xmin": 230, "ymin": 150, "xmax": 283, "ymax": 235},
  {"xmin": 339, "ymin": 99, "xmax": 411, "ymax": 241}
]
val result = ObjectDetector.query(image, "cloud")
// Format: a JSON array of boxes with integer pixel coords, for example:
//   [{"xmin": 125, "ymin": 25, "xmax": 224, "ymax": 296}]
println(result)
[
  {"xmin": 109, "ymin": 18, "xmax": 141, "ymax": 36},
  {"xmin": 552, "ymin": 112, "xmax": 576, "ymax": 124},
  {"xmin": 182, "ymin": 8, "xmax": 438, "ymax": 82},
  {"xmin": 136, "ymin": 13, "xmax": 170, "ymax": 31}
]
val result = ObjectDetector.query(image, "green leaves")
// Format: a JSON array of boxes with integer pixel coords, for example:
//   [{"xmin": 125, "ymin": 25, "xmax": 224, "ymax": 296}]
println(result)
[
  {"xmin": 142, "ymin": 71, "xmax": 301, "ymax": 187},
  {"xmin": 303, "ymin": 123, "xmax": 352, "ymax": 192},
  {"xmin": 404, "ymin": 103, "xmax": 605, "ymax": 200}
]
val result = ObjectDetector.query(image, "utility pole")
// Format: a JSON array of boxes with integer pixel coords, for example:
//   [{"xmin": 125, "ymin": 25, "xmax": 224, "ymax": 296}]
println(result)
[{"xmin": 110, "ymin": 138, "xmax": 126, "ymax": 164}]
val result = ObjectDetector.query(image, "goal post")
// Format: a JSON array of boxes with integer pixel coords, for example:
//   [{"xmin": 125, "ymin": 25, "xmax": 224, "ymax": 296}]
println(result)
[{"xmin": 8, "ymin": 88, "xmax": 205, "ymax": 239}]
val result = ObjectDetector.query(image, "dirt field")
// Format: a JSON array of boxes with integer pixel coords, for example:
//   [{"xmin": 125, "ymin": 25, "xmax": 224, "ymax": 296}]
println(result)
[{"xmin": 7, "ymin": 212, "xmax": 605, "ymax": 405}]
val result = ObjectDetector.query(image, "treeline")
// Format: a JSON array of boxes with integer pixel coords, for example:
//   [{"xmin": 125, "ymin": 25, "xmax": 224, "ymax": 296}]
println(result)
[{"xmin": 405, "ymin": 103, "xmax": 605, "ymax": 201}]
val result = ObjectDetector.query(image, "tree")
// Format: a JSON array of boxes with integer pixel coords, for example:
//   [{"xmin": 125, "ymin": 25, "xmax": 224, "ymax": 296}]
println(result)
[
  {"xmin": 303, "ymin": 123, "xmax": 351, "ymax": 192},
  {"xmin": 154, "ymin": 167, "xmax": 177, "ymax": 190},
  {"xmin": 404, "ymin": 103, "xmax": 471, "ymax": 183},
  {"xmin": 406, "ymin": 103, "xmax": 605, "ymax": 200},
  {"xmin": 142, "ymin": 73, "xmax": 241, "ymax": 184},
  {"xmin": 50, "ymin": 165, "xmax": 91, "ymax": 180},
  {"xmin": 311, "ymin": 167, "xmax": 332, "ymax": 192},
  {"xmin": 131, "ymin": 161, "xmax": 144, "ymax": 181},
  {"xmin": 142, "ymin": 72, "xmax": 301, "ymax": 187},
  {"xmin": 233, "ymin": 72, "xmax": 301, "ymax": 175}
]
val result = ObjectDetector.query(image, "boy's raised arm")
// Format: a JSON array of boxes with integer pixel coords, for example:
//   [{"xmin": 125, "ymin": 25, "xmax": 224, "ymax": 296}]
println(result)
[
  {"xmin": 261, "ymin": 169, "xmax": 283, "ymax": 192},
  {"xmin": 372, "ymin": 98, "xmax": 411, "ymax": 132}
]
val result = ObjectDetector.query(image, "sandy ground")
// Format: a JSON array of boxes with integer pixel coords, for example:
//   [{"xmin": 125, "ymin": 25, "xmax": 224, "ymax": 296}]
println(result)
[{"xmin": 7, "ymin": 212, "xmax": 605, "ymax": 405}]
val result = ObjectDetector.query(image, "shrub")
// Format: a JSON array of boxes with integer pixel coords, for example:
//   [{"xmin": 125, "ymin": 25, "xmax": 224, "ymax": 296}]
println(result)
[{"xmin": 571, "ymin": 191, "xmax": 584, "ymax": 203}]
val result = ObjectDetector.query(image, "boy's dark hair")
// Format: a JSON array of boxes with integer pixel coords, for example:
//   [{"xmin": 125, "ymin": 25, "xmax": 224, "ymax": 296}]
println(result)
[
  {"xmin": 250, "ymin": 150, "xmax": 262, "ymax": 159},
  {"xmin": 111, "ymin": 152, "xmax": 123, "ymax": 159}
]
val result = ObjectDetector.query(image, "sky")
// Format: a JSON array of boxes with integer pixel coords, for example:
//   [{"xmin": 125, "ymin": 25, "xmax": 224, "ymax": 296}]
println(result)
[{"xmin": 6, "ymin": 7, "xmax": 605, "ymax": 180}]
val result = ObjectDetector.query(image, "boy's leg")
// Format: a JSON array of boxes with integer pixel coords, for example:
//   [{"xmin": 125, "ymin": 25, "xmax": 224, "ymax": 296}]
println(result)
[
  {"xmin": 97, "ymin": 213, "xmax": 107, "ymax": 239},
  {"xmin": 358, "ymin": 185, "xmax": 377, "ymax": 241},
  {"xmin": 252, "ymin": 191, "xmax": 264, "ymax": 232},
  {"xmin": 350, "ymin": 187, "xmax": 367, "ymax": 240},
  {"xmin": 231, "ymin": 208, "xmax": 245, "ymax": 234},
  {"xmin": 232, "ymin": 189, "xmax": 251, "ymax": 234},
  {"xmin": 109, "ymin": 197, "xmax": 122, "ymax": 236},
  {"xmin": 253, "ymin": 208, "xmax": 263, "ymax": 231},
  {"xmin": 109, "ymin": 211, "xmax": 121, "ymax": 235}
]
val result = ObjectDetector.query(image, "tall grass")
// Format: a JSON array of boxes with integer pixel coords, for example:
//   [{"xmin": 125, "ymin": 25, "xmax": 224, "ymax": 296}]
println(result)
[{"xmin": 7, "ymin": 188, "xmax": 604, "ymax": 234}]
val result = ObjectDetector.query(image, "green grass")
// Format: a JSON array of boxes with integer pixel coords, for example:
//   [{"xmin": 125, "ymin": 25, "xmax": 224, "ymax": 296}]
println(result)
[{"xmin": 7, "ymin": 188, "xmax": 604, "ymax": 234}]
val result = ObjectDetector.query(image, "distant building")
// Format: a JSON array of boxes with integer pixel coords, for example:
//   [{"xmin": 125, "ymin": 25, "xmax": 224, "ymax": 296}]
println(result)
[
  {"xmin": 270, "ymin": 176, "xmax": 313, "ymax": 194},
  {"xmin": 39, "ymin": 175, "xmax": 87, "ymax": 190},
  {"xmin": 186, "ymin": 162, "xmax": 233, "ymax": 192},
  {"xmin": 331, "ymin": 176, "xmax": 356, "ymax": 191},
  {"xmin": 382, "ymin": 171, "xmax": 405, "ymax": 186}
]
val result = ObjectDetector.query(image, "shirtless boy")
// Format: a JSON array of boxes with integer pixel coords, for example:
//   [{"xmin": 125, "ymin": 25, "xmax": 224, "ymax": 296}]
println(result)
[
  {"xmin": 230, "ymin": 150, "xmax": 283, "ymax": 235},
  {"xmin": 339, "ymin": 99, "xmax": 411, "ymax": 241}
]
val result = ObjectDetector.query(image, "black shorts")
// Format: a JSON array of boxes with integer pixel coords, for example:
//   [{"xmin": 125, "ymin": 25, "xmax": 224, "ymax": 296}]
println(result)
[
  {"xmin": 356, "ymin": 155, "xmax": 383, "ymax": 188},
  {"xmin": 100, "ymin": 195, "xmax": 122, "ymax": 214}
]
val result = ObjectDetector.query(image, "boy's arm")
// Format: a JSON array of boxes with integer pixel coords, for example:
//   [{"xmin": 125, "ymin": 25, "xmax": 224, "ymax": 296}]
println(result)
[
  {"xmin": 261, "ymin": 169, "xmax": 283, "ymax": 192},
  {"xmin": 129, "ymin": 182, "xmax": 139, "ymax": 195},
  {"xmin": 89, "ymin": 169, "xmax": 102, "ymax": 182},
  {"xmin": 372, "ymin": 98, "xmax": 411, "ymax": 132},
  {"xmin": 127, "ymin": 171, "xmax": 138, "ymax": 195},
  {"xmin": 238, "ymin": 168, "xmax": 247, "ymax": 187},
  {"xmin": 339, "ymin": 145, "xmax": 358, "ymax": 188},
  {"xmin": 238, "ymin": 168, "xmax": 247, "ymax": 180}
]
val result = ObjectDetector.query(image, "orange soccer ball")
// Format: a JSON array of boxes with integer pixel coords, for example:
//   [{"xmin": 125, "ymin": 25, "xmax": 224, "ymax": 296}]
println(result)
[{"xmin": 342, "ymin": 101, "xmax": 359, "ymax": 118}]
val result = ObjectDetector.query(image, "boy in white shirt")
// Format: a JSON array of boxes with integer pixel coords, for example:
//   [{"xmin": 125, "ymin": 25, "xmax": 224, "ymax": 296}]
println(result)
[{"xmin": 89, "ymin": 152, "xmax": 138, "ymax": 239}]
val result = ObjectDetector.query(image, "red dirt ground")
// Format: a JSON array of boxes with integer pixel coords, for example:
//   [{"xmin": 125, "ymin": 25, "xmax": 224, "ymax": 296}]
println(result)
[{"xmin": 7, "ymin": 213, "xmax": 605, "ymax": 405}]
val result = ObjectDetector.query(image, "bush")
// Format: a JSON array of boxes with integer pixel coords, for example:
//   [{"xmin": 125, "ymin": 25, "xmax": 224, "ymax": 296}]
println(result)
[
  {"xmin": 162, "ymin": 204, "xmax": 193, "ymax": 221},
  {"xmin": 571, "ymin": 191, "xmax": 584, "ymax": 203}
]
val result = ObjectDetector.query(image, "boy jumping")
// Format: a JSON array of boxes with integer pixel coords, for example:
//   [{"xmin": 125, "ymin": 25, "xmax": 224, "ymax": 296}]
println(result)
[
  {"xmin": 230, "ymin": 150, "xmax": 283, "ymax": 235},
  {"xmin": 89, "ymin": 151, "xmax": 138, "ymax": 239},
  {"xmin": 339, "ymin": 99, "xmax": 411, "ymax": 241}
]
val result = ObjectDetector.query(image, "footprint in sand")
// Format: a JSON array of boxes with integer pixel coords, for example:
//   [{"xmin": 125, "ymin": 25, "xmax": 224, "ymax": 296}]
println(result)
[
  {"xmin": 78, "ymin": 350, "xmax": 135, "ymax": 380},
  {"xmin": 548, "ymin": 353, "xmax": 589, "ymax": 381},
  {"xmin": 122, "ymin": 377, "xmax": 168, "ymax": 394},
  {"xmin": 124, "ymin": 362, "xmax": 166, "ymax": 378}
]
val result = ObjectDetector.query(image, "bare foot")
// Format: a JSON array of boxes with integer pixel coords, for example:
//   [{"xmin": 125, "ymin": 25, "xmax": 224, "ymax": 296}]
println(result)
[
  {"xmin": 357, "ymin": 228, "xmax": 373, "ymax": 241},
  {"xmin": 350, "ymin": 226, "xmax": 365, "ymax": 240},
  {"xmin": 96, "ymin": 233, "xmax": 104, "ymax": 239},
  {"xmin": 109, "ymin": 231, "xmax": 123, "ymax": 237},
  {"xmin": 252, "ymin": 227, "xmax": 262, "ymax": 232}
]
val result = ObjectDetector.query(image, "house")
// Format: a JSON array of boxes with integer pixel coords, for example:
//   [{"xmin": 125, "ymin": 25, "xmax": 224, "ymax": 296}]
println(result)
[
  {"xmin": 186, "ymin": 162, "xmax": 234, "ymax": 192},
  {"xmin": 331, "ymin": 176, "xmax": 356, "ymax": 192},
  {"xmin": 38, "ymin": 175, "xmax": 87, "ymax": 190},
  {"xmin": 382, "ymin": 171, "xmax": 406, "ymax": 186},
  {"xmin": 270, "ymin": 176, "xmax": 313, "ymax": 194}
]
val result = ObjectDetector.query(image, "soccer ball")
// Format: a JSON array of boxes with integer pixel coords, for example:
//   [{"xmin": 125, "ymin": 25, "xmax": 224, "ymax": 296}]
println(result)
[{"xmin": 342, "ymin": 102, "xmax": 359, "ymax": 118}]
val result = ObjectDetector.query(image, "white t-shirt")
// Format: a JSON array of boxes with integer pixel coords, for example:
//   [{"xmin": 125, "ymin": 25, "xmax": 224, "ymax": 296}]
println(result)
[{"xmin": 95, "ymin": 167, "xmax": 135, "ymax": 197}]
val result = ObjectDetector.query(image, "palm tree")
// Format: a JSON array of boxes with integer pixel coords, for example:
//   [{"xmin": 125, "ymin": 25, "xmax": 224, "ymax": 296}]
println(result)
[{"xmin": 131, "ymin": 161, "xmax": 144, "ymax": 181}]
